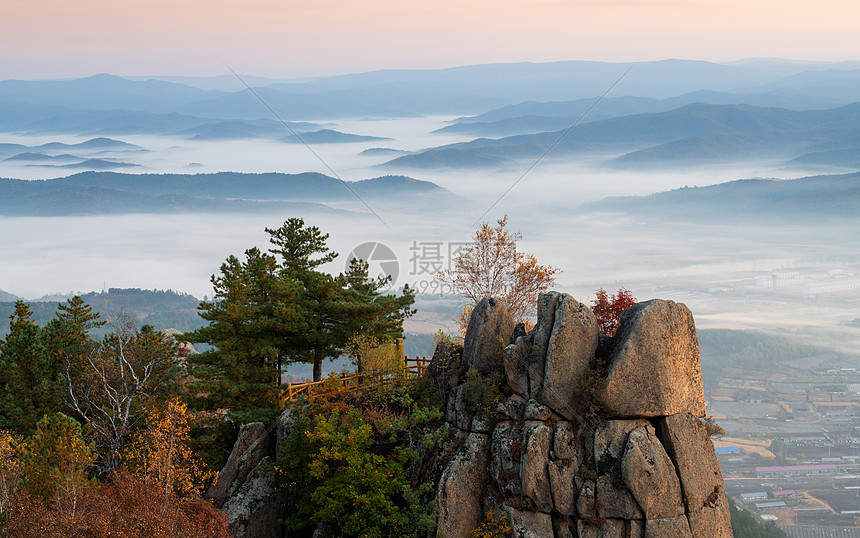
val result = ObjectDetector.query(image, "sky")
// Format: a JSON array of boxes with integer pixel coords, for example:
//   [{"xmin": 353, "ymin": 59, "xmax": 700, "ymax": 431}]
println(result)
[{"xmin": 3, "ymin": 0, "xmax": 860, "ymax": 80}]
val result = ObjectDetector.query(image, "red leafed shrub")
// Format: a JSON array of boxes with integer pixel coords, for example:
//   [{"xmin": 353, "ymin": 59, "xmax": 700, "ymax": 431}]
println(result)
[
  {"xmin": 178, "ymin": 497, "xmax": 233, "ymax": 537},
  {"xmin": 3, "ymin": 468, "xmax": 229, "ymax": 538},
  {"xmin": 591, "ymin": 288, "xmax": 637, "ymax": 336}
]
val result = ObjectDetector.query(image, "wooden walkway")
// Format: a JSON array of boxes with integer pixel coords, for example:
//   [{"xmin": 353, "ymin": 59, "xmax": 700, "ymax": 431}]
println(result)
[{"xmin": 280, "ymin": 355, "xmax": 430, "ymax": 407}]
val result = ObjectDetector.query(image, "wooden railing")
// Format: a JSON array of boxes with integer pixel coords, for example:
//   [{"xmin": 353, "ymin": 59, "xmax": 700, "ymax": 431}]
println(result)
[{"xmin": 280, "ymin": 355, "xmax": 431, "ymax": 408}]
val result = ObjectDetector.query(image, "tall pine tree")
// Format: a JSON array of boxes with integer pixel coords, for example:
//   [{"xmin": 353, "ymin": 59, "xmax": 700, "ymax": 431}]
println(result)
[
  {"xmin": 186, "ymin": 248, "xmax": 302, "ymax": 423},
  {"xmin": 186, "ymin": 218, "xmax": 415, "ymax": 422}
]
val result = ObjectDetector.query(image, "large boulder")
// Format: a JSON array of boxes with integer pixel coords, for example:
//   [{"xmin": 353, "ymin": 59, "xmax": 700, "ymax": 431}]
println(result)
[
  {"xmin": 222, "ymin": 456, "xmax": 281, "ymax": 538},
  {"xmin": 601, "ymin": 300, "xmax": 706, "ymax": 418},
  {"xmin": 461, "ymin": 297, "xmax": 515, "ymax": 376},
  {"xmin": 527, "ymin": 292, "xmax": 563, "ymax": 396},
  {"xmin": 538, "ymin": 294, "xmax": 599, "ymax": 419},
  {"xmin": 687, "ymin": 489, "xmax": 733, "ymax": 538},
  {"xmin": 421, "ymin": 291, "xmax": 731, "ymax": 537},
  {"xmin": 556, "ymin": 520, "xmax": 577, "ymax": 538},
  {"xmin": 621, "ymin": 426, "xmax": 684, "ymax": 519},
  {"xmin": 445, "ymin": 385, "xmax": 472, "ymax": 431},
  {"xmin": 523, "ymin": 399, "xmax": 555, "ymax": 422},
  {"xmin": 657, "ymin": 413, "xmax": 732, "ymax": 536},
  {"xmin": 594, "ymin": 420, "xmax": 645, "ymax": 519},
  {"xmin": 656, "ymin": 413, "xmax": 726, "ymax": 512},
  {"xmin": 161, "ymin": 328, "xmax": 198, "ymax": 365},
  {"xmin": 520, "ymin": 422, "xmax": 553, "ymax": 513},
  {"xmin": 207, "ymin": 422, "xmax": 273, "ymax": 508},
  {"xmin": 576, "ymin": 480, "xmax": 596, "ymax": 519},
  {"xmin": 503, "ymin": 342, "xmax": 530, "ymax": 396},
  {"xmin": 532, "ymin": 292, "xmax": 563, "ymax": 359},
  {"xmin": 548, "ymin": 421, "xmax": 580, "ymax": 515},
  {"xmin": 576, "ymin": 518, "xmax": 626, "ymax": 538},
  {"xmin": 497, "ymin": 395, "xmax": 527, "ymax": 422},
  {"xmin": 490, "ymin": 422, "xmax": 523, "ymax": 498},
  {"xmin": 436, "ymin": 432, "xmax": 490, "ymax": 537}
]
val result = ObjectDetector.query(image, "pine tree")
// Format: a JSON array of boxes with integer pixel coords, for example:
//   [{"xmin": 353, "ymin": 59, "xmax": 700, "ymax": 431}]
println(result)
[
  {"xmin": 186, "ymin": 218, "xmax": 415, "ymax": 422},
  {"xmin": 267, "ymin": 219, "xmax": 415, "ymax": 381},
  {"xmin": 44, "ymin": 296, "xmax": 104, "ymax": 399},
  {"xmin": 186, "ymin": 248, "xmax": 300, "ymax": 423},
  {"xmin": 338, "ymin": 258, "xmax": 416, "ymax": 373},
  {"xmin": 56, "ymin": 295, "xmax": 105, "ymax": 332},
  {"xmin": 0, "ymin": 302, "xmax": 67, "ymax": 436}
]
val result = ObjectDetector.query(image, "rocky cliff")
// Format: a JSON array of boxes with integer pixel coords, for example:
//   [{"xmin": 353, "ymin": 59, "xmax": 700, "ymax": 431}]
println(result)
[
  {"xmin": 217, "ymin": 292, "xmax": 731, "ymax": 537},
  {"xmin": 425, "ymin": 293, "xmax": 731, "ymax": 537}
]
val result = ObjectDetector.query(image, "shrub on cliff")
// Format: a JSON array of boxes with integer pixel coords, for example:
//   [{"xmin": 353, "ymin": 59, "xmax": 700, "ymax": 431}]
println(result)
[{"xmin": 276, "ymin": 385, "xmax": 442, "ymax": 537}]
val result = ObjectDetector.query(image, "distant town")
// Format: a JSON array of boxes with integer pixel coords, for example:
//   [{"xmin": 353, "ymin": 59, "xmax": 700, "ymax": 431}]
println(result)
[{"xmin": 709, "ymin": 341, "xmax": 860, "ymax": 536}]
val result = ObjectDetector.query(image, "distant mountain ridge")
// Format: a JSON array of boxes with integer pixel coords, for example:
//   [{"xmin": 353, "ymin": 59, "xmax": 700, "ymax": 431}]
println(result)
[
  {"xmin": 386, "ymin": 102, "xmax": 860, "ymax": 169},
  {"xmin": 4, "ymin": 152, "xmax": 79, "ymax": 162},
  {"xmin": 0, "ymin": 137, "xmax": 139, "ymax": 155},
  {"xmin": 438, "ymin": 85, "xmax": 860, "ymax": 138},
  {"xmin": 5, "ymin": 61, "xmax": 860, "ymax": 174},
  {"xmin": 0, "ymin": 289, "xmax": 19, "ymax": 302},
  {"xmin": 279, "ymin": 129, "xmax": 389, "ymax": 144},
  {"xmin": 0, "ymin": 105, "xmax": 323, "ymax": 138},
  {"xmin": 4, "ymin": 60, "xmax": 860, "ymax": 127},
  {"xmin": 40, "ymin": 158, "xmax": 141, "ymax": 170},
  {"xmin": 0, "ymin": 172, "xmax": 451, "ymax": 216},
  {"xmin": 0, "ymin": 74, "xmax": 225, "ymax": 113},
  {"xmin": 0, "ymin": 287, "xmax": 206, "ymax": 339},
  {"xmin": 584, "ymin": 171, "xmax": 860, "ymax": 221}
]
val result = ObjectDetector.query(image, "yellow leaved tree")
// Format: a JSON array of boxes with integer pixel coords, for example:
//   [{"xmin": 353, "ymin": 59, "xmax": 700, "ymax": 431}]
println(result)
[
  {"xmin": 0, "ymin": 430, "xmax": 22, "ymax": 515},
  {"xmin": 345, "ymin": 333, "xmax": 404, "ymax": 375},
  {"xmin": 123, "ymin": 398, "xmax": 213, "ymax": 501}
]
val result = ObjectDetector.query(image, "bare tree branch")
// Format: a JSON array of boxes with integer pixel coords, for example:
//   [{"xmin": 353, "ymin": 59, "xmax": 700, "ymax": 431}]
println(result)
[{"xmin": 64, "ymin": 314, "xmax": 175, "ymax": 472}]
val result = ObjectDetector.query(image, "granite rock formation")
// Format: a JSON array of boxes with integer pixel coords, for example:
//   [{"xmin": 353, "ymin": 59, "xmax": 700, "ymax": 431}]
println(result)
[
  {"xmin": 206, "ymin": 422, "xmax": 281, "ymax": 538},
  {"xmin": 427, "ymin": 293, "xmax": 730, "ymax": 537}
]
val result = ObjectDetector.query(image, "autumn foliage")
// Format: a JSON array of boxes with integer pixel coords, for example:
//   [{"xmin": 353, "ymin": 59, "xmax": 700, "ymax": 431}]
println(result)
[
  {"xmin": 345, "ymin": 333, "xmax": 404, "ymax": 375},
  {"xmin": 591, "ymin": 287, "xmax": 637, "ymax": 336},
  {"xmin": 438, "ymin": 215, "xmax": 559, "ymax": 334},
  {"xmin": 18, "ymin": 413, "xmax": 95, "ymax": 507},
  {"xmin": 0, "ymin": 430, "xmax": 22, "ymax": 515},
  {"xmin": 0, "ymin": 294, "xmax": 232, "ymax": 536},
  {"xmin": 123, "ymin": 398, "xmax": 214, "ymax": 500},
  {"xmin": 4, "ymin": 468, "xmax": 229, "ymax": 538},
  {"xmin": 0, "ymin": 409, "xmax": 227, "ymax": 537}
]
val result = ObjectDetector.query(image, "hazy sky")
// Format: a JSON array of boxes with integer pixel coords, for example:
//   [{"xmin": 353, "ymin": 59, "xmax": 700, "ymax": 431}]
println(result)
[{"xmin": 3, "ymin": 0, "xmax": 860, "ymax": 79}]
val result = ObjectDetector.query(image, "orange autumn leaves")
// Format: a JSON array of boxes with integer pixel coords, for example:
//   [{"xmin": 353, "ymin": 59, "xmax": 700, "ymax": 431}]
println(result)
[
  {"xmin": 439, "ymin": 217, "xmax": 638, "ymax": 341},
  {"xmin": 0, "ymin": 400, "xmax": 226, "ymax": 537},
  {"xmin": 439, "ymin": 216, "xmax": 559, "ymax": 339},
  {"xmin": 123, "ymin": 398, "xmax": 215, "ymax": 500}
]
